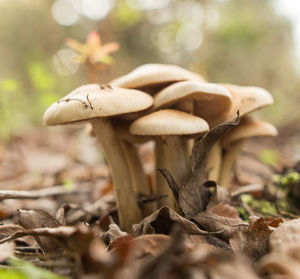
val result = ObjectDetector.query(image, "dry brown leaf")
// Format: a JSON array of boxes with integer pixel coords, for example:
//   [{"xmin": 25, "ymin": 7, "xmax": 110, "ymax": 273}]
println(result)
[
  {"xmin": 230, "ymin": 217, "xmax": 272, "ymax": 261},
  {"xmin": 0, "ymin": 224, "xmax": 25, "ymax": 240},
  {"xmin": 205, "ymin": 182, "xmax": 232, "ymax": 210},
  {"xmin": 159, "ymin": 116, "xmax": 240, "ymax": 219},
  {"xmin": 102, "ymin": 223, "xmax": 128, "ymax": 244},
  {"xmin": 0, "ymin": 224, "xmax": 94, "ymax": 254},
  {"xmin": 204, "ymin": 252, "xmax": 260, "ymax": 279},
  {"xmin": 269, "ymin": 218, "xmax": 300, "ymax": 253},
  {"xmin": 129, "ymin": 234, "xmax": 171, "ymax": 261},
  {"xmin": 259, "ymin": 253, "xmax": 300, "ymax": 279},
  {"xmin": 133, "ymin": 207, "xmax": 211, "ymax": 236},
  {"xmin": 18, "ymin": 209, "xmax": 62, "ymax": 252},
  {"xmin": 193, "ymin": 203, "xmax": 248, "ymax": 241}
]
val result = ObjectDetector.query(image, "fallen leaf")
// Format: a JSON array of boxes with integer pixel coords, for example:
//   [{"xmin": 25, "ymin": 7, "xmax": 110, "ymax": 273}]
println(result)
[
  {"xmin": 0, "ymin": 224, "xmax": 25, "ymax": 240},
  {"xmin": 269, "ymin": 218, "xmax": 300, "ymax": 253},
  {"xmin": 191, "ymin": 115, "xmax": 240, "ymax": 176},
  {"xmin": 160, "ymin": 116, "xmax": 240, "ymax": 219},
  {"xmin": 133, "ymin": 207, "xmax": 211, "ymax": 236},
  {"xmin": 136, "ymin": 225, "xmax": 185, "ymax": 279},
  {"xmin": 0, "ymin": 224, "xmax": 94, "ymax": 254},
  {"xmin": 204, "ymin": 181, "xmax": 231, "ymax": 209},
  {"xmin": 259, "ymin": 252, "xmax": 300, "ymax": 279},
  {"xmin": 230, "ymin": 217, "xmax": 272, "ymax": 261},
  {"xmin": 102, "ymin": 223, "xmax": 128, "ymax": 244},
  {"xmin": 193, "ymin": 203, "xmax": 248, "ymax": 241},
  {"xmin": 129, "ymin": 234, "xmax": 171, "ymax": 261},
  {"xmin": 204, "ymin": 252, "xmax": 260, "ymax": 279},
  {"xmin": 18, "ymin": 209, "xmax": 62, "ymax": 252}
]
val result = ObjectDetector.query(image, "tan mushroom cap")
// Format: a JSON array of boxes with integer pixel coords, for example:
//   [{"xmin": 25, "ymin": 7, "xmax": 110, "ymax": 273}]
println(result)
[
  {"xmin": 43, "ymin": 84, "xmax": 153, "ymax": 125},
  {"xmin": 130, "ymin": 109, "xmax": 209, "ymax": 136},
  {"xmin": 221, "ymin": 84, "xmax": 274, "ymax": 121},
  {"xmin": 110, "ymin": 63, "xmax": 205, "ymax": 93},
  {"xmin": 221, "ymin": 117, "xmax": 278, "ymax": 148},
  {"xmin": 154, "ymin": 81, "xmax": 232, "ymax": 119}
]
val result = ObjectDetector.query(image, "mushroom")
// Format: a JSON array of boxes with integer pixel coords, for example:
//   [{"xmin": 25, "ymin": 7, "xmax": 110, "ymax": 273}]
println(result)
[
  {"xmin": 154, "ymin": 80, "xmax": 232, "ymax": 181},
  {"xmin": 154, "ymin": 81, "xmax": 232, "ymax": 126},
  {"xmin": 218, "ymin": 117, "xmax": 278, "ymax": 188},
  {"xmin": 112, "ymin": 121, "xmax": 153, "ymax": 217},
  {"xmin": 130, "ymin": 109, "xmax": 209, "ymax": 210},
  {"xmin": 43, "ymin": 84, "xmax": 153, "ymax": 231},
  {"xmin": 220, "ymin": 84, "xmax": 274, "ymax": 123},
  {"xmin": 110, "ymin": 63, "xmax": 205, "ymax": 95},
  {"xmin": 86, "ymin": 121, "xmax": 153, "ymax": 217},
  {"xmin": 206, "ymin": 83, "xmax": 274, "ymax": 182}
]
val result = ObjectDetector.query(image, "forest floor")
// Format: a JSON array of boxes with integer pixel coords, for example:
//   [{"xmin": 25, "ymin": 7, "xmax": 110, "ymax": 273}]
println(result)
[{"xmin": 0, "ymin": 124, "xmax": 299, "ymax": 279}]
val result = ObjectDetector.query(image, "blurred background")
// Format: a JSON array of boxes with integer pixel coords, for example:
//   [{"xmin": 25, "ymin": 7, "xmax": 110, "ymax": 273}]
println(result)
[{"xmin": 0, "ymin": 0, "xmax": 299, "ymax": 144}]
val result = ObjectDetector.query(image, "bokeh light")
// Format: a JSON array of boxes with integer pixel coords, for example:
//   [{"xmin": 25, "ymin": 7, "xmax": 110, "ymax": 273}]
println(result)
[
  {"xmin": 53, "ymin": 49, "xmax": 79, "ymax": 76},
  {"xmin": 82, "ymin": 0, "xmax": 112, "ymax": 20},
  {"xmin": 176, "ymin": 0, "xmax": 203, "ymax": 25},
  {"xmin": 126, "ymin": 0, "xmax": 170, "ymax": 11},
  {"xmin": 176, "ymin": 23, "xmax": 203, "ymax": 51},
  {"xmin": 51, "ymin": 0, "xmax": 79, "ymax": 26}
]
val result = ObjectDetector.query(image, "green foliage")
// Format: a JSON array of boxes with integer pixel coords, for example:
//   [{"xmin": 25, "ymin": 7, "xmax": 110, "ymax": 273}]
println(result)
[
  {"xmin": 241, "ymin": 194, "xmax": 278, "ymax": 216},
  {"xmin": 0, "ymin": 258, "xmax": 67, "ymax": 279},
  {"xmin": 0, "ymin": 78, "xmax": 24, "ymax": 142},
  {"xmin": 114, "ymin": 1, "xmax": 142, "ymax": 29},
  {"xmin": 216, "ymin": 12, "xmax": 263, "ymax": 46},
  {"xmin": 273, "ymin": 169, "xmax": 300, "ymax": 189},
  {"xmin": 258, "ymin": 149, "xmax": 280, "ymax": 166},
  {"xmin": 28, "ymin": 62, "xmax": 56, "ymax": 92}
]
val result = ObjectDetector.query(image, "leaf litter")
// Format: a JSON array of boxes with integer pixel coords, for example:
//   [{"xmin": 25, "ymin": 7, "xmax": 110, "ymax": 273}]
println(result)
[{"xmin": 0, "ymin": 119, "xmax": 300, "ymax": 278}]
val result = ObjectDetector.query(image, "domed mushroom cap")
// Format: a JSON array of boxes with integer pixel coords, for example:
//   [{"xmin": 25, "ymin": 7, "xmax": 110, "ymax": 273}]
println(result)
[
  {"xmin": 221, "ymin": 84, "xmax": 274, "ymax": 121},
  {"xmin": 43, "ymin": 84, "xmax": 153, "ymax": 125},
  {"xmin": 110, "ymin": 64, "xmax": 205, "ymax": 94},
  {"xmin": 221, "ymin": 117, "xmax": 278, "ymax": 148},
  {"xmin": 130, "ymin": 109, "xmax": 209, "ymax": 136},
  {"xmin": 154, "ymin": 81, "xmax": 232, "ymax": 119}
]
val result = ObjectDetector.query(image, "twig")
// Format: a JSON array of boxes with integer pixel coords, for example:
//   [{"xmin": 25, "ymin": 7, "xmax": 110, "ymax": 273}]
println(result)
[
  {"xmin": 0, "ymin": 186, "xmax": 89, "ymax": 201},
  {"xmin": 67, "ymin": 194, "xmax": 114, "ymax": 224},
  {"xmin": 231, "ymin": 184, "xmax": 265, "ymax": 197}
]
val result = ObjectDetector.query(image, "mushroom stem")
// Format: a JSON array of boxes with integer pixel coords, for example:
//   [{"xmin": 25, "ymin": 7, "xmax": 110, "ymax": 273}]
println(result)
[
  {"xmin": 155, "ymin": 139, "xmax": 178, "ymax": 210},
  {"xmin": 155, "ymin": 136, "xmax": 187, "ymax": 211},
  {"xmin": 91, "ymin": 118, "xmax": 142, "ymax": 232},
  {"xmin": 120, "ymin": 141, "xmax": 153, "ymax": 217},
  {"xmin": 182, "ymin": 138, "xmax": 193, "ymax": 170},
  {"xmin": 218, "ymin": 139, "xmax": 246, "ymax": 188},
  {"xmin": 205, "ymin": 142, "xmax": 222, "ymax": 181},
  {"xmin": 164, "ymin": 136, "xmax": 188, "ymax": 186}
]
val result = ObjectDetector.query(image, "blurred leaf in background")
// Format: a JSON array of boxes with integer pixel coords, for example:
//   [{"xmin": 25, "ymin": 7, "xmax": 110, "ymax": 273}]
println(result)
[
  {"xmin": 66, "ymin": 31, "xmax": 120, "ymax": 82},
  {"xmin": 0, "ymin": 258, "xmax": 66, "ymax": 279}
]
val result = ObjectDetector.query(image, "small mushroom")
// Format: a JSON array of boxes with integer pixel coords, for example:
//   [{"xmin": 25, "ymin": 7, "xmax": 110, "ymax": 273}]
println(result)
[
  {"xmin": 218, "ymin": 117, "xmax": 278, "ymax": 188},
  {"xmin": 220, "ymin": 84, "xmax": 274, "ymax": 122},
  {"xmin": 206, "ymin": 83, "xmax": 274, "ymax": 182},
  {"xmin": 43, "ymin": 84, "xmax": 153, "ymax": 232},
  {"xmin": 110, "ymin": 63, "xmax": 205, "ymax": 95},
  {"xmin": 153, "ymin": 81, "xmax": 232, "ymax": 181},
  {"xmin": 154, "ymin": 81, "xmax": 232, "ymax": 126},
  {"xmin": 130, "ymin": 109, "xmax": 209, "ymax": 210}
]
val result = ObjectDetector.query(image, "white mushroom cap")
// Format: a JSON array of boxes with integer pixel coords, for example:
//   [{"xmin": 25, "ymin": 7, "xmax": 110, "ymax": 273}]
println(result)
[
  {"xmin": 110, "ymin": 64, "xmax": 205, "ymax": 94},
  {"xmin": 130, "ymin": 109, "xmax": 209, "ymax": 136},
  {"xmin": 43, "ymin": 84, "xmax": 153, "ymax": 125},
  {"xmin": 154, "ymin": 81, "xmax": 232, "ymax": 120},
  {"xmin": 221, "ymin": 84, "xmax": 274, "ymax": 121},
  {"xmin": 221, "ymin": 117, "xmax": 278, "ymax": 148}
]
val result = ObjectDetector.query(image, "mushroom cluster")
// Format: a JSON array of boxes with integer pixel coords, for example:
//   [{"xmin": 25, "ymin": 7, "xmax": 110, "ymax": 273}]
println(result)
[{"xmin": 43, "ymin": 63, "xmax": 277, "ymax": 232}]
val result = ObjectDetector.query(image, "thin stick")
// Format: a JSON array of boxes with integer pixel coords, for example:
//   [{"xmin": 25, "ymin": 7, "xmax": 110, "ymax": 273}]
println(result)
[
  {"xmin": 0, "ymin": 186, "xmax": 89, "ymax": 201},
  {"xmin": 230, "ymin": 184, "xmax": 265, "ymax": 197}
]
